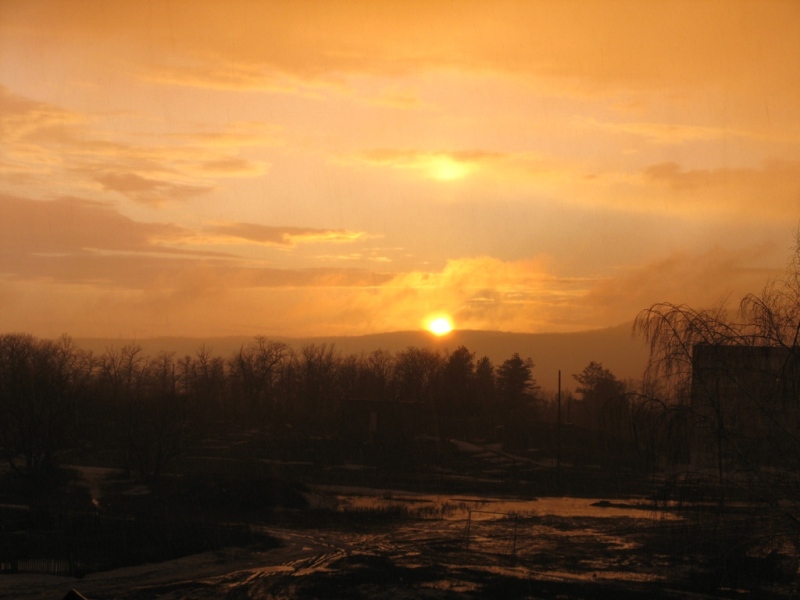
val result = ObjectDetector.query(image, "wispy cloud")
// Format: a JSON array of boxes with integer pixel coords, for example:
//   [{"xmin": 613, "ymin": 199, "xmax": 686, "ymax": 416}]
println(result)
[
  {"xmin": 641, "ymin": 160, "xmax": 800, "ymax": 216},
  {"xmin": 197, "ymin": 157, "xmax": 268, "ymax": 177},
  {"xmin": 577, "ymin": 116, "xmax": 754, "ymax": 145},
  {"xmin": 331, "ymin": 256, "xmax": 583, "ymax": 334},
  {"xmin": 577, "ymin": 244, "xmax": 785, "ymax": 328},
  {"xmin": 345, "ymin": 149, "xmax": 509, "ymax": 181},
  {"xmin": 14, "ymin": 1, "xmax": 795, "ymax": 100},
  {"xmin": 94, "ymin": 172, "xmax": 213, "ymax": 206},
  {"xmin": 201, "ymin": 222, "xmax": 372, "ymax": 247},
  {"xmin": 180, "ymin": 121, "xmax": 283, "ymax": 148},
  {"xmin": 0, "ymin": 195, "xmax": 194, "ymax": 256},
  {"xmin": 316, "ymin": 247, "xmax": 786, "ymax": 335},
  {"xmin": 0, "ymin": 86, "xmax": 86, "ymax": 181},
  {"xmin": 0, "ymin": 87, "xmax": 277, "ymax": 206},
  {"xmin": 0, "ymin": 195, "xmax": 384, "ymax": 289}
]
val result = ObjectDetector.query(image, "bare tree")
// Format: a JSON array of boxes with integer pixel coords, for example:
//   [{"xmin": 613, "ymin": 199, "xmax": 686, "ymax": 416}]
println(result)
[
  {"xmin": 0, "ymin": 334, "xmax": 91, "ymax": 476},
  {"xmin": 181, "ymin": 345, "xmax": 227, "ymax": 431},
  {"xmin": 295, "ymin": 344, "xmax": 340, "ymax": 434},
  {"xmin": 394, "ymin": 347, "xmax": 443, "ymax": 405},
  {"xmin": 129, "ymin": 352, "xmax": 186, "ymax": 480},
  {"xmin": 228, "ymin": 337, "xmax": 289, "ymax": 422},
  {"xmin": 95, "ymin": 345, "xmax": 186, "ymax": 480}
]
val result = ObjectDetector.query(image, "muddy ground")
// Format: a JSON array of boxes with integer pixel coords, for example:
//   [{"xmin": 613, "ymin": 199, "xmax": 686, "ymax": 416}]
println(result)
[
  {"xmin": 2, "ymin": 481, "xmax": 796, "ymax": 600},
  {"xmin": 0, "ymin": 515, "xmax": 698, "ymax": 599},
  {"xmin": 2, "ymin": 436, "xmax": 799, "ymax": 600}
]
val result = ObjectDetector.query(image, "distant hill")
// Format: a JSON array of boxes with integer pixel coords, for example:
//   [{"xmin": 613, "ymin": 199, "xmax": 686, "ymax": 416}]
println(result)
[{"xmin": 75, "ymin": 323, "xmax": 649, "ymax": 392}]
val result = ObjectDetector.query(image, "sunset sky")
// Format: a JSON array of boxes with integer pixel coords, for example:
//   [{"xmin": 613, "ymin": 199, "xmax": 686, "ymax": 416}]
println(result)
[{"xmin": 1, "ymin": 0, "xmax": 799, "ymax": 339}]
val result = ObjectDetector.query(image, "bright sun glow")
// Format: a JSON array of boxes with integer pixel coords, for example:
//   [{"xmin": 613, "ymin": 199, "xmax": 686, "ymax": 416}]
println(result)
[
  {"xmin": 427, "ymin": 316, "xmax": 454, "ymax": 336},
  {"xmin": 428, "ymin": 156, "xmax": 472, "ymax": 181}
]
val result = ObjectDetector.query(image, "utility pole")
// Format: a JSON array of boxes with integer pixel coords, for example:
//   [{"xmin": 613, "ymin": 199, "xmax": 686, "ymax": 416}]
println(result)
[{"xmin": 557, "ymin": 369, "xmax": 561, "ymax": 485}]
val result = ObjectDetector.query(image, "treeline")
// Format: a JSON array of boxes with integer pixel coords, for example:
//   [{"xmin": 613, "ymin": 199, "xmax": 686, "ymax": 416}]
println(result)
[{"xmin": 0, "ymin": 332, "xmax": 661, "ymax": 481}]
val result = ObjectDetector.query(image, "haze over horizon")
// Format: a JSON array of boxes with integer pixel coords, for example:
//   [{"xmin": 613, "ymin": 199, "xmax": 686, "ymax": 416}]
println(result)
[{"xmin": 1, "ymin": 1, "xmax": 799, "ymax": 340}]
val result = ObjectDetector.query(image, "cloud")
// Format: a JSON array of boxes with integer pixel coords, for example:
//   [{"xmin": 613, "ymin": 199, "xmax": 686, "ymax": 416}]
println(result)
[
  {"xmin": 0, "ymin": 194, "xmax": 193, "ymax": 256},
  {"xmin": 0, "ymin": 85, "xmax": 83, "ymax": 141},
  {"xmin": 340, "ymin": 148, "xmax": 583, "ymax": 200},
  {"xmin": 641, "ymin": 160, "xmax": 800, "ymax": 216},
  {"xmin": 314, "ymin": 247, "xmax": 788, "ymax": 336},
  {"xmin": 145, "ymin": 63, "xmax": 289, "ymax": 92},
  {"xmin": 1, "ymin": 2, "xmax": 798, "ymax": 339},
  {"xmin": 143, "ymin": 62, "xmax": 336, "ymax": 97},
  {"xmin": 0, "ymin": 194, "xmax": 388, "ymax": 294},
  {"xmin": 95, "ymin": 172, "xmax": 213, "ymax": 205},
  {"xmin": 320, "ymin": 256, "xmax": 583, "ymax": 334},
  {"xmin": 316, "ymin": 251, "xmax": 393, "ymax": 263},
  {"xmin": 577, "ymin": 117, "xmax": 755, "ymax": 145},
  {"xmin": 198, "ymin": 158, "xmax": 268, "ymax": 177},
  {"xmin": 0, "ymin": 194, "xmax": 225, "ymax": 286},
  {"xmin": 202, "ymin": 222, "xmax": 371, "ymax": 247},
  {"xmin": 0, "ymin": 86, "xmax": 86, "ymax": 182},
  {"xmin": 174, "ymin": 121, "xmax": 284, "ymax": 149},
  {"xmin": 578, "ymin": 244, "xmax": 785, "ymax": 329},
  {"xmin": 369, "ymin": 88, "xmax": 427, "ymax": 110},
  {"xmin": 0, "ymin": 87, "xmax": 277, "ymax": 206},
  {"xmin": 0, "ymin": 202, "xmax": 789, "ymax": 339},
  {"xmin": 8, "ymin": 1, "xmax": 797, "ymax": 100},
  {"xmin": 644, "ymin": 160, "xmax": 800, "ymax": 190},
  {"xmin": 346, "ymin": 149, "xmax": 510, "ymax": 181}
]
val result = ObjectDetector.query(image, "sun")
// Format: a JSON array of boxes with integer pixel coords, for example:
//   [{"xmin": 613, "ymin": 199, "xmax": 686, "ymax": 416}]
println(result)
[
  {"xmin": 428, "ymin": 156, "xmax": 471, "ymax": 181},
  {"xmin": 427, "ymin": 316, "xmax": 454, "ymax": 336}
]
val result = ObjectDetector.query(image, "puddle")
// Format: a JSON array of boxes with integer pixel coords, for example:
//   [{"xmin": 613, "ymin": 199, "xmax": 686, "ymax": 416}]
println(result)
[{"xmin": 322, "ymin": 486, "xmax": 680, "ymax": 521}]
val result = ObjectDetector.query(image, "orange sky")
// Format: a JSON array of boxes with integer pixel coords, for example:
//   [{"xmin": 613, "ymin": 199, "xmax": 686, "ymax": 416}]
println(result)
[{"xmin": 1, "ymin": 0, "xmax": 799, "ymax": 338}]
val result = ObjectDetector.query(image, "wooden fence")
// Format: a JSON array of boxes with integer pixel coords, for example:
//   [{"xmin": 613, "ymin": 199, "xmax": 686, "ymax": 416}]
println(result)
[{"xmin": 1, "ymin": 557, "xmax": 71, "ymax": 575}]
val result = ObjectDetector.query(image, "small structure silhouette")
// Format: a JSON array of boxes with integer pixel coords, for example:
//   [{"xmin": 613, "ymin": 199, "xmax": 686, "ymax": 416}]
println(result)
[{"xmin": 691, "ymin": 343, "xmax": 800, "ymax": 466}]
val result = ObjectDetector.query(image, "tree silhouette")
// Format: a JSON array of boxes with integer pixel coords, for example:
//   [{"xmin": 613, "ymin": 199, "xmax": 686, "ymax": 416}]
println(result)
[
  {"xmin": 394, "ymin": 347, "xmax": 443, "ymax": 405},
  {"xmin": 228, "ymin": 337, "xmax": 289, "ymax": 422},
  {"xmin": 0, "ymin": 334, "xmax": 89, "ymax": 476},
  {"xmin": 572, "ymin": 361, "xmax": 626, "ymax": 429},
  {"xmin": 496, "ymin": 353, "xmax": 536, "ymax": 408},
  {"xmin": 474, "ymin": 355, "xmax": 495, "ymax": 411}
]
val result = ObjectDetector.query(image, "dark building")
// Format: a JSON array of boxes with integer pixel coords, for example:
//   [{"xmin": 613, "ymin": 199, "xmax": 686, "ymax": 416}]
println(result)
[{"xmin": 690, "ymin": 343, "xmax": 800, "ymax": 467}]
